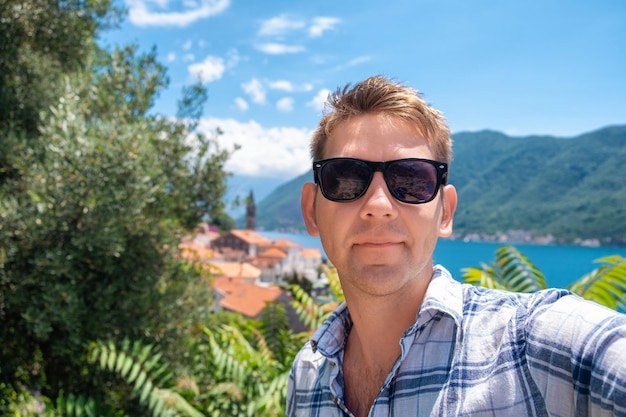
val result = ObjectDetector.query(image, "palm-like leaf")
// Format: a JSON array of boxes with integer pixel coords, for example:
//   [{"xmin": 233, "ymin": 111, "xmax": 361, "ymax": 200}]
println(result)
[
  {"xmin": 567, "ymin": 255, "xmax": 626, "ymax": 311},
  {"xmin": 462, "ymin": 246, "xmax": 546, "ymax": 292},
  {"xmin": 462, "ymin": 262, "xmax": 511, "ymax": 291},
  {"xmin": 463, "ymin": 247, "xmax": 626, "ymax": 312}
]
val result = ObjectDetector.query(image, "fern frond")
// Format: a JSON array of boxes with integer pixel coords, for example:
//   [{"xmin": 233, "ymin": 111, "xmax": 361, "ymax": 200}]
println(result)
[
  {"xmin": 205, "ymin": 327, "xmax": 251, "ymax": 383},
  {"xmin": 289, "ymin": 284, "xmax": 329, "ymax": 330},
  {"xmin": 88, "ymin": 338, "xmax": 199, "ymax": 417},
  {"xmin": 161, "ymin": 391, "xmax": 206, "ymax": 417},
  {"xmin": 52, "ymin": 392, "xmax": 97, "ymax": 417},
  {"xmin": 248, "ymin": 370, "xmax": 289, "ymax": 417},
  {"xmin": 253, "ymin": 328, "xmax": 277, "ymax": 368},
  {"xmin": 326, "ymin": 267, "xmax": 345, "ymax": 303}
]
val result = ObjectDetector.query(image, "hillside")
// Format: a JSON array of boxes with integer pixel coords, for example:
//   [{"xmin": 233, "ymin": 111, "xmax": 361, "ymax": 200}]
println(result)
[{"xmin": 251, "ymin": 125, "xmax": 626, "ymax": 245}]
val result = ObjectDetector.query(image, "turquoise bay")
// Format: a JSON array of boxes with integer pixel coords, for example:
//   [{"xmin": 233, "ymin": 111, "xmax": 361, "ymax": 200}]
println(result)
[{"xmin": 259, "ymin": 231, "xmax": 626, "ymax": 290}]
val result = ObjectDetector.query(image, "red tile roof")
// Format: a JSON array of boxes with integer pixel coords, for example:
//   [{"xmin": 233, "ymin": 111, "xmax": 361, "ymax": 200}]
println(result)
[
  {"xmin": 177, "ymin": 242, "xmax": 218, "ymax": 261},
  {"xmin": 211, "ymin": 262, "xmax": 261, "ymax": 280},
  {"xmin": 229, "ymin": 229, "xmax": 273, "ymax": 246},
  {"xmin": 273, "ymin": 238, "xmax": 301, "ymax": 249},
  {"xmin": 258, "ymin": 247, "xmax": 287, "ymax": 259},
  {"xmin": 214, "ymin": 276, "xmax": 283, "ymax": 317},
  {"xmin": 300, "ymin": 248, "xmax": 322, "ymax": 258}
]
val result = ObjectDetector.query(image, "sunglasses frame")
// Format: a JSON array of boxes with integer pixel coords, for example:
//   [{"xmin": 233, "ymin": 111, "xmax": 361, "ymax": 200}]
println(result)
[{"xmin": 313, "ymin": 157, "xmax": 448, "ymax": 204}]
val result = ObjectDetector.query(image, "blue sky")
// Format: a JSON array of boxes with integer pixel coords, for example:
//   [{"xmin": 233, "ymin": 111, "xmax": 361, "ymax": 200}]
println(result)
[{"xmin": 103, "ymin": 0, "xmax": 626, "ymax": 180}]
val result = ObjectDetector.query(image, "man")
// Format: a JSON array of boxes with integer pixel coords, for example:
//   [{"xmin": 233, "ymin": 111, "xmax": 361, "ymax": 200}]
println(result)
[{"xmin": 287, "ymin": 75, "xmax": 626, "ymax": 416}]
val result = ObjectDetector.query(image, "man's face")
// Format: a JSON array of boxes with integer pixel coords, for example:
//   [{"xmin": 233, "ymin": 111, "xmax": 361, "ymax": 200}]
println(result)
[{"xmin": 301, "ymin": 113, "xmax": 457, "ymax": 299}]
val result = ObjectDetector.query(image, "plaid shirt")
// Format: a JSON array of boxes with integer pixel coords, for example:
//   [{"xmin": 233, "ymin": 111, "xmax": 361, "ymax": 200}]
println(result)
[{"xmin": 287, "ymin": 265, "xmax": 626, "ymax": 416}]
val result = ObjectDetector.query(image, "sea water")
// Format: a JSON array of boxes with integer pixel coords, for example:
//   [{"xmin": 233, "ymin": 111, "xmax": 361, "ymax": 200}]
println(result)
[{"xmin": 259, "ymin": 231, "xmax": 626, "ymax": 290}]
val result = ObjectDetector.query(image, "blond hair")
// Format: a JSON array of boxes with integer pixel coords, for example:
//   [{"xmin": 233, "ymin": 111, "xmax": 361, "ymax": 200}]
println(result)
[{"xmin": 310, "ymin": 75, "xmax": 452, "ymax": 163}]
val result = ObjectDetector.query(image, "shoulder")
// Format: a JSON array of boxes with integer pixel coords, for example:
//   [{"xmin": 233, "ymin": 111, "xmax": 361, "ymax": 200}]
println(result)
[
  {"xmin": 460, "ymin": 279, "xmax": 574, "ymax": 317},
  {"xmin": 522, "ymin": 290, "xmax": 626, "ymax": 348},
  {"xmin": 462, "ymin": 282, "xmax": 626, "ymax": 360},
  {"xmin": 457, "ymin": 281, "xmax": 610, "ymax": 348}
]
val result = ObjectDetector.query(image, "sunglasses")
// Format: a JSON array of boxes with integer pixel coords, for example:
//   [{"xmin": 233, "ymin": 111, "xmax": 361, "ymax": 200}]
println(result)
[{"xmin": 313, "ymin": 157, "xmax": 448, "ymax": 204}]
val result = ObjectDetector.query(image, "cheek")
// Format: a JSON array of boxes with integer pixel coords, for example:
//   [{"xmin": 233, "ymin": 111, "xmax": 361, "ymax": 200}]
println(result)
[
  {"xmin": 405, "ymin": 207, "xmax": 442, "ymax": 244},
  {"xmin": 314, "ymin": 206, "xmax": 350, "ymax": 257}
]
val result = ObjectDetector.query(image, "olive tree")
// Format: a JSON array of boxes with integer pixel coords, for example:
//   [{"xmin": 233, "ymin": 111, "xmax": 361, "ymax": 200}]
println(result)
[{"xmin": 0, "ymin": 2, "xmax": 235, "ymax": 411}]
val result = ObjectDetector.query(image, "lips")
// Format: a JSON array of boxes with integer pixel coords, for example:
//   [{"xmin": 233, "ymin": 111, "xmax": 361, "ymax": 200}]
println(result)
[{"xmin": 352, "ymin": 237, "xmax": 404, "ymax": 247}]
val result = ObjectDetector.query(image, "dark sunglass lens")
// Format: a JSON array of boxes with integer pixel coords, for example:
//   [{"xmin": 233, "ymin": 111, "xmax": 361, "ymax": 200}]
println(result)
[
  {"xmin": 320, "ymin": 160, "xmax": 371, "ymax": 201},
  {"xmin": 386, "ymin": 160, "xmax": 438, "ymax": 203}
]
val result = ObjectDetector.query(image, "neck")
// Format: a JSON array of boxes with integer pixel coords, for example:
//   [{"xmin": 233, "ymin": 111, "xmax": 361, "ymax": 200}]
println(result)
[{"xmin": 344, "ymin": 285, "xmax": 426, "ymax": 367}]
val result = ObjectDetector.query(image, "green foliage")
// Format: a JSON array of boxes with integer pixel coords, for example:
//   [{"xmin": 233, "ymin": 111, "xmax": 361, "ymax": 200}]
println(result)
[
  {"xmin": 568, "ymin": 256, "xmax": 626, "ymax": 311},
  {"xmin": 289, "ymin": 285, "xmax": 331, "ymax": 330},
  {"xmin": 463, "ymin": 246, "xmax": 626, "ymax": 311},
  {"xmin": 87, "ymin": 339, "xmax": 203, "ymax": 417},
  {"xmin": 0, "ymin": 0, "xmax": 122, "ymax": 134},
  {"xmin": 201, "ymin": 323, "xmax": 293, "ymax": 417},
  {"xmin": 451, "ymin": 127, "xmax": 626, "ymax": 244},
  {"xmin": 0, "ymin": 70, "xmax": 222, "ymax": 398},
  {"xmin": 289, "ymin": 265, "xmax": 344, "ymax": 330},
  {"xmin": 46, "ymin": 393, "xmax": 98, "ymax": 417},
  {"xmin": 0, "ymin": 0, "xmax": 234, "ymax": 411},
  {"xmin": 259, "ymin": 302, "xmax": 300, "ymax": 366},
  {"xmin": 463, "ymin": 246, "xmax": 547, "ymax": 292}
]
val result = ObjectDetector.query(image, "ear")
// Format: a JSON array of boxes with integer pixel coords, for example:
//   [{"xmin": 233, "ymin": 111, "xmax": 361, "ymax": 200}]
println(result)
[
  {"xmin": 438, "ymin": 184, "xmax": 457, "ymax": 238},
  {"xmin": 301, "ymin": 182, "xmax": 320, "ymax": 236}
]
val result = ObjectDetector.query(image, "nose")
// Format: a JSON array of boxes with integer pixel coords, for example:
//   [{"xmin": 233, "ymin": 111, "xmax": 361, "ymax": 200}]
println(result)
[{"xmin": 359, "ymin": 172, "xmax": 398, "ymax": 219}]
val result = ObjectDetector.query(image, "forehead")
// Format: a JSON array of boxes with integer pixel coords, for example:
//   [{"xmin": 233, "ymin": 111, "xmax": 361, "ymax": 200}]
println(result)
[{"xmin": 323, "ymin": 113, "xmax": 434, "ymax": 161}]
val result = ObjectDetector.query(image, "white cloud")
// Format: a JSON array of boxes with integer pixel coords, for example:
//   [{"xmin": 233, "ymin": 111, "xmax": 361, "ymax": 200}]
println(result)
[
  {"xmin": 234, "ymin": 97, "xmax": 249, "ymax": 111},
  {"xmin": 182, "ymin": 39, "xmax": 193, "ymax": 50},
  {"xmin": 183, "ymin": 53, "xmax": 195, "ymax": 62},
  {"xmin": 188, "ymin": 55, "xmax": 225, "ymax": 83},
  {"xmin": 127, "ymin": 0, "xmax": 230, "ymax": 27},
  {"xmin": 258, "ymin": 15, "xmax": 306, "ymax": 36},
  {"xmin": 256, "ymin": 43, "xmax": 305, "ymax": 55},
  {"xmin": 307, "ymin": 88, "xmax": 331, "ymax": 112},
  {"xmin": 277, "ymin": 97, "xmax": 294, "ymax": 112},
  {"xmin": 241, "ymin": 78, "xmax": 266, "ymax": 104},
  {"xmin": 309, "ymin": 17, "xmax": 341, "ymax": 38},
  {"xmin": 197, "ymin": 118, "xmax": 312, "ymax": 178},
  {"xmin": 166, "ymin": 52, "xmax": 176, "ymax": 62},
  {"xmin": 258, "ymin": 14, "xmax": 340, "ymax": 39},
  {"xmin": 269, "ymin": 80, "xmax": 315, "ymax": 92},
  {"xmin": 269, "ymin": 80, "xmax": 294, "ymax": 92}
]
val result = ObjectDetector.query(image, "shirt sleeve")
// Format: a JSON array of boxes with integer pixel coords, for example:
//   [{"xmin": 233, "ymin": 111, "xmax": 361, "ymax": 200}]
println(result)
[
  {"xmin": 286, "ymin": 364, "xmax": 297, "ymax": 417},
  {"xmin": 524, "ymin": 291, "xmax": 626, "ymax": 416}
]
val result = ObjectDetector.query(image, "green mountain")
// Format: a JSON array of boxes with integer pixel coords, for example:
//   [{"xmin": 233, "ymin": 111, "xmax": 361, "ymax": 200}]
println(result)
[{"xmin": 254, "ymin": 125, "xmax": 626, "ymax": 245}]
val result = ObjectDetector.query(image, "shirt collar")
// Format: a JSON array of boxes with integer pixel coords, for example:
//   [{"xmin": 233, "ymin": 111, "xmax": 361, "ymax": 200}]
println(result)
[
  {"xmin": 410, "ymin": 265, "xmax": 463, "ymax": 332},
  {"xmin": 310, "ymin": 265, "xmax": 463, "ymax": 356},
  {"xmin": 310, "ymin": 301, "xmax": 351, "ymax": 356}
]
